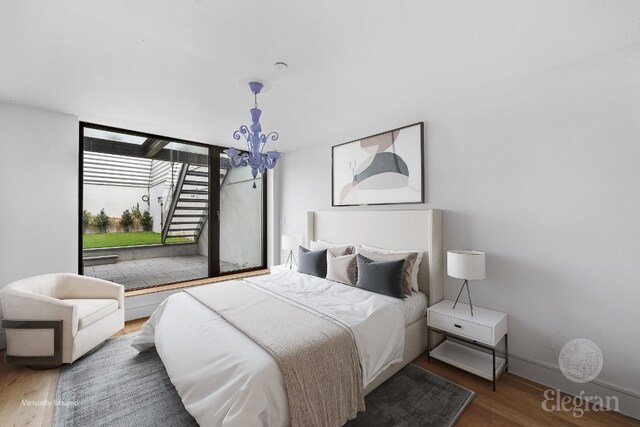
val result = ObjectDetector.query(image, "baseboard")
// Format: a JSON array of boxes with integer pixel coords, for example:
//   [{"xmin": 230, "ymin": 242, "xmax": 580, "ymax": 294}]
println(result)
[{"xmin": 509, "ymin": 352, "xmax": 640, "ymax": 420}]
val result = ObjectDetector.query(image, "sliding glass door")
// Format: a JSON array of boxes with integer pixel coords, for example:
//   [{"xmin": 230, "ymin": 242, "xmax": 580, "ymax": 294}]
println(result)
[{"xmin": 79, "ymin": 123, "xmax": 266, "ymax": 291}]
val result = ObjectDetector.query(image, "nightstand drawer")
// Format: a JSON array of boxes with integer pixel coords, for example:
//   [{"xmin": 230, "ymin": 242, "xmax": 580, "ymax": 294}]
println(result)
[{"xmin": 428, "ymin": 311, "xmax": 493, "ymax": 344}]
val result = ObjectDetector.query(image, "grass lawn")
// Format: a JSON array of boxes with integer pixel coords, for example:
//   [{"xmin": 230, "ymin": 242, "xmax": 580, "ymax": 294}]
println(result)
[{"xmin": 83, "ymin": 231, "xmax": 191, "ymax": 249}]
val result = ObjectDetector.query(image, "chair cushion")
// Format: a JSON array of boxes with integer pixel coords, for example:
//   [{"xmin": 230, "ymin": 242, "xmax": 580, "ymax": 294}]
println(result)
[{"xmin": 63, "ymin": 299, "xmax": 119, "ymax": 330}]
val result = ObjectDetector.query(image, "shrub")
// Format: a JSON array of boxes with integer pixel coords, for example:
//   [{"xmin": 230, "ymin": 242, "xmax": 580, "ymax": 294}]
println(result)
[
  {"xmin": 131, "ymin": 203, "xmax": 142, "ymax": 222},
  {"xmin": 93, "ymin": 209, "xmax": 111, "ymax": 233},
  {"xmin": 140, "ymin": 210, "xmax": 153, "ymax": 231},
  {"xmin": 120, "ymin": 209, "xmax": 134, "ymax": 232},
  {"xmin": 82, "ymin": 210, "xmax": 93, "ymax": 233}
]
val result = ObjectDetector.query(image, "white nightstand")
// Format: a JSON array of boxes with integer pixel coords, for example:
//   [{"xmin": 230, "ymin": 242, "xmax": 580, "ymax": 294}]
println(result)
[{"xmin": 427, "ymin": 299, "xmax": 508, "ymax": 391}]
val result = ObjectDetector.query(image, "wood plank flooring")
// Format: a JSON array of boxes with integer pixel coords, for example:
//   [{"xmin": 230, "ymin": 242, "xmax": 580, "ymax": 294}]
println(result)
[{"xmin": 0, "ymin": 318, "xmax": 636, "ymax": 427}]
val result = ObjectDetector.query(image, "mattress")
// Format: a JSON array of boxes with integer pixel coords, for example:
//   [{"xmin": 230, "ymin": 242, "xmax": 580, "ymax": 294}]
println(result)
[{"xmin": 393, "ymin": 290, "xmax": 428, "ymax": 325}]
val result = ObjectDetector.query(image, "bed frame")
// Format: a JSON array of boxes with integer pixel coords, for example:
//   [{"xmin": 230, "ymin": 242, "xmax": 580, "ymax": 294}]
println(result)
[{"xmin": 305, "ymin": 209, "xmax": 443, "ymax": 394}]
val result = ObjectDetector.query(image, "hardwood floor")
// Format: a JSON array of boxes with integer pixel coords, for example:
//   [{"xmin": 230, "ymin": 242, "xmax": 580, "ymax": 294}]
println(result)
[{"xmin": 0, "ymin": 318, "xmax": 636, "ymax": 427}]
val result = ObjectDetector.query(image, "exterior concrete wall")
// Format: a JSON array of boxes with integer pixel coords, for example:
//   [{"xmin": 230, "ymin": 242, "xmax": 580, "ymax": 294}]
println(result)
[
  {"xmin": 83, "ymin": 184, "xmax": 150, "ymax": 217},
  {"xmin": 219, "ymin": 167, "xmax": 263, "ymax": 269},
  {"xmin": 83, "ymin": 243, "xmax": 199, "ymax": 264},
  {"xmin": 149, "ymin": 182, "xmax": 168, "ymax": 233}
]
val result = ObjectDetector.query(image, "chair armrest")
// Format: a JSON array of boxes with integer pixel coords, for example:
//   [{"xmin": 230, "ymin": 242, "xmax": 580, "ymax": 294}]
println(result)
[
  {"xmin": 60, "ymin": 274, "xmax": 125, "ymax": 309},
  {"xmin": 0, "ymin": 291, "xmax": 78, "ymax": 336}
]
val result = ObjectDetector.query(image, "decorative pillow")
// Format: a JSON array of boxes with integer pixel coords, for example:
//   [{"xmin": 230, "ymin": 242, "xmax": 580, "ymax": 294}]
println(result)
[
  {"xmin": 310, "ymin": 240, "xmax": 355, "ymax": 256},
  {"xmin": 326, "ymin": 253, "xmax": 357, "ymax": 286},
  {"xmin": 356, "ymin": 247, "xmax": 418, "ymax": 295},
  {"xmin": 355, "ymin": 255, "xmax": 406, "ymax": 299},
  {"xmin": 360, "ymin": 245, "xmax": 424, "ymax": 291},
  {"xmin": 298, "ymin": 246, "xmax": 327, "ymax": 278}
]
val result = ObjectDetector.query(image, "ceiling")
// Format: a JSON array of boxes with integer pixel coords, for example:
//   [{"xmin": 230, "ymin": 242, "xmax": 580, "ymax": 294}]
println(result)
[{"xmin": 1, "ymin": 1, "xmax": 638, "ymax": 151}]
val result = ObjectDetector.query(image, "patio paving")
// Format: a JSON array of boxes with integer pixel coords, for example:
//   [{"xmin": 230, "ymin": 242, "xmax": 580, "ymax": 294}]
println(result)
[{"xmin": 84, "ymin": 255, "xmax": 236, "ymax": 291}]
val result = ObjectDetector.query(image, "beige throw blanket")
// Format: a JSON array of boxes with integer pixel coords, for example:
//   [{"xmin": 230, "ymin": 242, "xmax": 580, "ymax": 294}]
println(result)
[{"xmin": 186, "ymin": 281, "xmax": 365, "ymax": 427}]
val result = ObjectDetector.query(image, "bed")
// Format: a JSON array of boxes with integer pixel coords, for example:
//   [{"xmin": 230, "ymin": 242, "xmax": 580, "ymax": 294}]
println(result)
[{"xmin": 132, "ymin": 209, "xmax": 443, "ymax": 426}]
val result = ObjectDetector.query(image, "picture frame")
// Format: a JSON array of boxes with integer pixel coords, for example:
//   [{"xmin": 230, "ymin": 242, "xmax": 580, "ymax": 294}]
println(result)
[{"xmin": 331, "ymin": 122, "xmax": 424, "ymax": 207}]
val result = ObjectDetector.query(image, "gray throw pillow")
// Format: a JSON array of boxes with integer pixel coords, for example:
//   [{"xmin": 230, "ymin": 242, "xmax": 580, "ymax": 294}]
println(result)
[
  {"xmin": 326, "ymin": 253, "xmax": 357, "ymax": 286},
  {"xmin": 298, "ymin": 246, "xmax": 327, "ymax": 278},
  {"xmin": 356, "ymin": 247, "xmax": 417, "ymax": 295},
  {"xmin": 356, "ymin": 255, "xmax": 406, "ymax": 299}
]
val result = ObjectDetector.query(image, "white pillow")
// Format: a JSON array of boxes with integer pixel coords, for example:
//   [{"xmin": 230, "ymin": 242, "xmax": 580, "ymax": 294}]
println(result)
[
  {"xmin": 310, "ymin": 240, "xmax": 355, "ymax": 255},
  {"xmin": 360, "ymin": 244, "xmax": 424, "ymax": 292}
]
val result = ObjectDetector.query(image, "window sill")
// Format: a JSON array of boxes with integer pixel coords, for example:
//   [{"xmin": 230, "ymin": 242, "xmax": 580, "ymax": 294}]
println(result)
[{"xmin": 124, "ymin": 268, "xmax": 271, "ymax": 297}]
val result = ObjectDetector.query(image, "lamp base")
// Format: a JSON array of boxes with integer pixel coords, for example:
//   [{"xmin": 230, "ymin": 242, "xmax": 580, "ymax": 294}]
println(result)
[
  {"xmin": 452, "ymin": 279, "xmax": 474, "ymax": 316},
  {"xmin": 284, "ymin": 250, "xmax": 297, "ymax": 270}
]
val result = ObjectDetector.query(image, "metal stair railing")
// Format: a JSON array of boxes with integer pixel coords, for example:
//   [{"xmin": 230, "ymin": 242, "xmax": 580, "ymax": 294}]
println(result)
[{"xmin": 161, "ymin": 164, "xmax": 189, "ymax": 244}]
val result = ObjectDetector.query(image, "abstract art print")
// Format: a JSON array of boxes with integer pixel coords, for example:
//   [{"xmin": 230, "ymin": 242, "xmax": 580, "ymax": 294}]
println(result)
[{"xmin": 332, "ymin": 122, "xmax": 424, "ymax": 206}]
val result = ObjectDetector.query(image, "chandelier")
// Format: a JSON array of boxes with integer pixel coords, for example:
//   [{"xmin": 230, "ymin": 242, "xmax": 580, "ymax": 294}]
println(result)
[{"xmin": 224, "ymin": 81, "xmax": 280, "ymax": 188}]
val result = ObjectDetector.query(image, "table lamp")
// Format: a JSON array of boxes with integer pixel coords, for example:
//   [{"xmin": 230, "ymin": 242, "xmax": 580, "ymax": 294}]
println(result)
[
  {"xmin": 447, "ymin": 250, "xmax": 485, "ymax": 316},
  {"xmin": 281, "ymin": 235, "xmax": 303, "ymax": 269}
]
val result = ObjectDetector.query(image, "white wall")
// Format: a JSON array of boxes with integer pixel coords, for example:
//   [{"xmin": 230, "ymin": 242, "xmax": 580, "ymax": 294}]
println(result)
[
  {"xmin": 0, "ymin": 103, "xmax": 79, "ymax": 347},
  {"xmin": 278, "ymin": 47, "xmax": 640, "ymax": 417},
  {"xmin": 83, "ymin": 184, "xmax": 149, "ymax": 218},
  {"xmin": 219, "ymin": 167, "xmax": 263, "ymax": 268}
]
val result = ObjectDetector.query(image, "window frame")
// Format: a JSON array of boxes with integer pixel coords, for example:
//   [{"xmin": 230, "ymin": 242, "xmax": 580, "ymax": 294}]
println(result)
[{"xmin": 78, "ymin": 122, "xmax": 268, "ymax": 288}]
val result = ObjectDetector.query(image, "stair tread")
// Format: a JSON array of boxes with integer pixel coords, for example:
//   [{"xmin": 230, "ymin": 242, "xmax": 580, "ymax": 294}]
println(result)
[
  {"xmin": 177, "ymin": 199, "xmax": 208, "ymax": 203},
  {"xmin": 186, "ymin": 171, "xmax": 208, "ymax": 177},
  {"xmin": 183, "ymin": 180, "xmax": 209, "ymax": 186},
  {"xmin": 181, "ymin": 189, "xmax": 208, "ymax": 194}
]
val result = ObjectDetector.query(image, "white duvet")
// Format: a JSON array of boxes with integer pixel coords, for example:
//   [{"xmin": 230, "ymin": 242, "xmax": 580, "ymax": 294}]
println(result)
[{"xmin": 132, "ymin": 270, "xmax": 406, "ymax": 427}]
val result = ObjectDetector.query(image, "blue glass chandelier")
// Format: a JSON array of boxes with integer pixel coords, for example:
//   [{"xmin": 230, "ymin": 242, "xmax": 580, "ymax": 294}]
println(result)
[{"xmin": 224, "ymin": 81, "xmax": 280, "ymax": 188}]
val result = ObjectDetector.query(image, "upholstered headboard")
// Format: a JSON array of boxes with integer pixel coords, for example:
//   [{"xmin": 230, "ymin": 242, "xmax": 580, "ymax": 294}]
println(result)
[{"xmin": 305, "ymin": 210, "xmax": 443, "ymax": 305}]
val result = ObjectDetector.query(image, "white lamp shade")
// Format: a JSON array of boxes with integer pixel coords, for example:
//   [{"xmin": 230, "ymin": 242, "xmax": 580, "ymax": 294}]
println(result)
[
  {"xmin": 281, "ymin": 235, "xmax": 302, "ymax": 251},
  {"xmin": 447, "ymin": 250, "xmax": 485, "ymax": 280}
]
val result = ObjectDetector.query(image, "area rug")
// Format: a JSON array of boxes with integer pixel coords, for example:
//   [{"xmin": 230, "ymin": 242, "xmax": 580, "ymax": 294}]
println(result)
[
  {"xmin": 54, "ymin": 335, "xmax": 197, "ymax": 427},
  {"xmin": 55, "ymin": 334, "xmax": 474, "ymax": 427},
  {"xmin": 345, "ymin": 364, "xmax": 475, "ymax": 427}
]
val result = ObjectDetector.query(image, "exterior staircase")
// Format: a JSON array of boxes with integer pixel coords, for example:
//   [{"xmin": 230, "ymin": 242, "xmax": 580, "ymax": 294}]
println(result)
[{"xmin": 161, "ymin": 160, "xmax": 231, "ymax": 244}]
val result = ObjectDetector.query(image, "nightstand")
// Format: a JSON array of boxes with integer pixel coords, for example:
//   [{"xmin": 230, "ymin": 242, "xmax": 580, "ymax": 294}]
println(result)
[{"xmin": 427, "ymin": 299, "xmax": 508, "ymax": 391}]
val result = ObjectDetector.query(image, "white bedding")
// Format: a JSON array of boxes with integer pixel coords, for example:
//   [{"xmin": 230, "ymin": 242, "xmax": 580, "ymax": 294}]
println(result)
[
  {"xmin": 394, "ymin": 290, "xmax": 428, "ymax": 325},
  {"xmin": 132, "ymin": 270, "xmax": 407, "ymax": 427}
]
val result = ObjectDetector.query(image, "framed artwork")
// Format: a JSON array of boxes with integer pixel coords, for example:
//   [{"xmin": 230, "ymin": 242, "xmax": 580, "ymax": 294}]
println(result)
[{"xmin": 332, "ymin": 122, "xmax": 424, "ymax": 206}]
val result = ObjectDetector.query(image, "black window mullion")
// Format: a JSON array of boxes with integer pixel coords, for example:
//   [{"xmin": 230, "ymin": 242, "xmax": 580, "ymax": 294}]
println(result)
[{"xmin": 208, "ymin": 147, "xmax": 221, "ymax": 277}]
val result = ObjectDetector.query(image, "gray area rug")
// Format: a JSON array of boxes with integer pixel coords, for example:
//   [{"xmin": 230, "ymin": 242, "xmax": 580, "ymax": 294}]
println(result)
[
  {"xmin": 54, "ymin": 334, "xmax": 197, "ymax": 427},
  {"xmin": 55, "ymin": 334, "xmax": 474, "ymax": 427},
  {"xmin": 345, "ymin": 364, "xmax": 475, "ymax": 427}
]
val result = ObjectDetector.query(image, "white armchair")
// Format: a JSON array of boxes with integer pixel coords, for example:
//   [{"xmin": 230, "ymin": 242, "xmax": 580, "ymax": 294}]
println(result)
[{"xmin": 0, "ymin": 273, "xmax": 124, "ymax": 365}]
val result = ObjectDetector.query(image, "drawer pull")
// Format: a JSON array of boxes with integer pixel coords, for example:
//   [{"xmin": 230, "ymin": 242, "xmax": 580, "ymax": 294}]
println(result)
[{"xmin": 454, "ymin": 324, "xmax": 462, "ymax": 329}]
